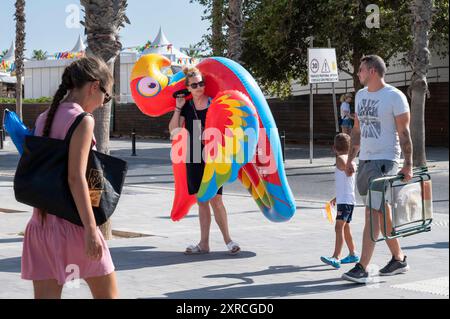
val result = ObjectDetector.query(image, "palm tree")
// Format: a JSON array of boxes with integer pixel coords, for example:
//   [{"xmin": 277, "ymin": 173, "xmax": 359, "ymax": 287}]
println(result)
[
  {"xmin": 408, "ymin": 0, "xmax": 433, "ymax": 167},
  {"xmin": 14, "ymin": 0, "xmax": 25, "ymax": 121},
  {"xmin": 181, "ymin": 44, "xmax": 202, "ymax": 58},
  {"xmin": 211, "ymin": 0, "xmax": 226, "ymax": 56},
  {"xmin": 32, "ymin": 49, "xmax": 48, "ymax": 61},
  {"xmin": 226, "ymin": 0, "xmax": 243, "ymax": 62},
  {"xmin": 81, "ymin": 0, "xmax": 130, "ymax": 239}
]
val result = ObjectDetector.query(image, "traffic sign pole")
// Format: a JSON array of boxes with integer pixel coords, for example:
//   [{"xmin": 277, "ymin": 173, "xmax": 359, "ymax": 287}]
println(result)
[
  {"xmin": 309, "ymin": 37, "xmax": 314, "ymax": 164},
  {"xmin": 328, "ymin": 38, "xmax": 340, "ymax": 133}
]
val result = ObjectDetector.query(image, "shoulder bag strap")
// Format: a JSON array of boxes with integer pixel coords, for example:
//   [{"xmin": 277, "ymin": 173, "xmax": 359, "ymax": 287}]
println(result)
[{"xmin": 64, "ymin": 112, "xmax": 92, "ymax": 143}]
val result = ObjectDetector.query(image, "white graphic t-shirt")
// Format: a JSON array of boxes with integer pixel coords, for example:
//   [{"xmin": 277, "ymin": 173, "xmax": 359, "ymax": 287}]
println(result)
[{"xmin": 356, "ymin": 84, "xmax": 410, "ymax": 162}]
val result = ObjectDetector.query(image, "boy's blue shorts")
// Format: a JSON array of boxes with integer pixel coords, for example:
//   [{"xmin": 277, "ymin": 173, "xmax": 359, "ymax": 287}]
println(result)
[{"xmin": 336, "ymin": 204, "xmax": 355, "ymax": 223}]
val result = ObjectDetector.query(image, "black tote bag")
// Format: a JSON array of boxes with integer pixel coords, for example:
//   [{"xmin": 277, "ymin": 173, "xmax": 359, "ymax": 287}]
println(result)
[{"xmin": 14, "ymin": 112, "xmax": 128, "ymax": 226}]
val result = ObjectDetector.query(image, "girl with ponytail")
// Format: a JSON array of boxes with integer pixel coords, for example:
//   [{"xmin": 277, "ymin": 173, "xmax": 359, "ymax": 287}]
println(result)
[{"xmin": 21, "ymin": 57, "xmax": 118, "ymax": 299}]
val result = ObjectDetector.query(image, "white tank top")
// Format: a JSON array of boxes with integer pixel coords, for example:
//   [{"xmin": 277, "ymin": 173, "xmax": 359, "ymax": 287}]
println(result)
[{"xmin": 335, "ymin": 167, "xmax": 356, "ymax": 205}]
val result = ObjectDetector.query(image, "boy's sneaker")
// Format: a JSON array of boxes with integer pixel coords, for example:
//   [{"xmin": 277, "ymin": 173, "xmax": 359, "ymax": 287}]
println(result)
[
  {"xmin": 341, "ymin": 254, "xmax": 360, "ymax": 264},
  {"xmin": 379, "ymin": 256, "xmax": 410, "ymax": 276},
  {"xmin": 320, "ymin": 256, "xmax": 341, "ymax": 269},
  {"xmin": 342, "ymin": 263, "xmax": 370, "ymax": 284}
]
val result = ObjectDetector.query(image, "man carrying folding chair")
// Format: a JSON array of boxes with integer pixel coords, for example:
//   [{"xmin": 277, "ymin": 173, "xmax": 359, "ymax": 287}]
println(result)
[{"xmin": 342, "ymin": 55, "xmax": 413, "ymax": 284}]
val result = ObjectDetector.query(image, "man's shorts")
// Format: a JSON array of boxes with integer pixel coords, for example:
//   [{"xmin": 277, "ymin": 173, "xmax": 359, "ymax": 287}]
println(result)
[
  {"xmin": 336, "ymin": 204, "xmax": 355, "ymax": 223},
  {"xmin": 356, "ymin": 160, "xmax": 399, "ymax": 210}
]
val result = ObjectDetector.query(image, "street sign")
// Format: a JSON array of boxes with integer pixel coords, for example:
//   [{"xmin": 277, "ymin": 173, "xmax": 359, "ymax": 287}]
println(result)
[{"xmin": 308, "ymin": 48, "xmax": 339, "ymax": 84}]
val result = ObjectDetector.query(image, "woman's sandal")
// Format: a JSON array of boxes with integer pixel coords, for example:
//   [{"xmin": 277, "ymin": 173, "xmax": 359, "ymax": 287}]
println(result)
[
  {"xmin": 184, "ymin": 244, "xmax": 210, "ymax": 255},
  {"xmin": 226, "ymin": 241, "xmax": 241, "ymax": 255}
]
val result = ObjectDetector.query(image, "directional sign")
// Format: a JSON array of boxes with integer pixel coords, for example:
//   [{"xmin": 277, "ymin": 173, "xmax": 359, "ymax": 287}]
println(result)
[{"xmin": 308, "ymin": 48, "xmax": 339, "ymax": 84}]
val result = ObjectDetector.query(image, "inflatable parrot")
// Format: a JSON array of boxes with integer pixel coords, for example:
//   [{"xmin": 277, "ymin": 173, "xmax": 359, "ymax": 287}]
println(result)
[{"xmin": 130, "ymin": 54, "xmax": 296, "ymax": 223}]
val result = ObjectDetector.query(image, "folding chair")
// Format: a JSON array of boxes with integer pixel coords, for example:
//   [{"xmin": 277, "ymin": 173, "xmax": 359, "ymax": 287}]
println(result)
[{"xmin": 368, "ymin": 167, "xmax": 433, "ymax": 242}]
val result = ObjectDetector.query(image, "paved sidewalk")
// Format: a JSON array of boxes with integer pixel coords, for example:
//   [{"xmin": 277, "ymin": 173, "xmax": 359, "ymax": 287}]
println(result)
[{"xmin": 0, "ymin": 137, "xmax": 448, "ymax": 299}]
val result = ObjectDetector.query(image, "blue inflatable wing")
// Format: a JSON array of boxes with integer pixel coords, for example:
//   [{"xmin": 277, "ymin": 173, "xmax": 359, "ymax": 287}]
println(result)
[{"xmin": 3, "ymin": 109, "xmax": 34, "ymax": 155}]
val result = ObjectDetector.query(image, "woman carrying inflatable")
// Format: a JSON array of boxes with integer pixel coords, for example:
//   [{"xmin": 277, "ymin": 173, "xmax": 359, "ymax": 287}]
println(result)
[
  {"xmin": 169, "ymin": 66, "xmax": 241, "ymax": 255},
  {"xmin": 130, "ymin": 54, "xmax": 297, "ymax": 251}
]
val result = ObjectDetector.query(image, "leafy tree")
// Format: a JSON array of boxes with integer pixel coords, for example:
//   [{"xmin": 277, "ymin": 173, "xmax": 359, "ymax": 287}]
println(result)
[
  {"xmin": 190, "ymin": 0, "xmax": 227, "ymax": 56},
  {"xmin": 241, "ymin": 0, "xmax": 449, "ymax": 97},
  {"xmin": 241, "ymin": 0, "xmax": 319, "ymax": 96},
  {"xmin": 190, "ymin": 0, "xmax": 258, "ymax": 56},
  {"xmin": 429, "ymin": 0, "xmax": 449, "ymax": 57}
]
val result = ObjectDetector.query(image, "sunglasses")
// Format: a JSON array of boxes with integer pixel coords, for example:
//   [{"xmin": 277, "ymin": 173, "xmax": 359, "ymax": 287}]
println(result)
[
  {"xmin": 99, "ymin": 85, "xmax": 113, "ymax": 104},
  {"xmin": 189, "ymin": 81, "xmax": 205, "ymax": 89}
]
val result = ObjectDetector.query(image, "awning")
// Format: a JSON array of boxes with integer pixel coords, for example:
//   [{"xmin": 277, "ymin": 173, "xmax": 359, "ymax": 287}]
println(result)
[{"xmin": 0, "ymin": 74, "xmax": 17, "ymax": 84}]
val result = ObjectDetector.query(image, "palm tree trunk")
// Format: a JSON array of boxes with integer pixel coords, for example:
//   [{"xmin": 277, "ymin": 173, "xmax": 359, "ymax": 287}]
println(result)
[
  {"xmin": 226, "ymin": 0, "xmax": 243, "ymax": 62},
  {"xmin": 408, "ymin": 0, "xmax": 433, "ymax": 168},
  {"xmin": 91, "ymin": 59, "xmax": 115, "ymax": 156},
  {"xmin": 211, "ymin": 0, "xmax": 225, "ymax": 56},
  {"xmin": 81, "ymin": 0, "xmax": 130, "ymax": 240},
  {"xmin": 14, "ymin": 0, "xmax": 26, "ymax": 121}
]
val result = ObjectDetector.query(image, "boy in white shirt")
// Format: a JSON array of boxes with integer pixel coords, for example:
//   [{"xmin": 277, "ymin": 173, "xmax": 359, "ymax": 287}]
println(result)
[{"xmin": 321, "ymin": 133, "xmax": 360, "ymax": 269}]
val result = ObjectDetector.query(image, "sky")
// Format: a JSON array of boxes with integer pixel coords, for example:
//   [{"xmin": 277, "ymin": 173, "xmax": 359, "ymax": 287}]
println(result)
[{"xmin": 0, "ymin": 0, "xmax": 210, "ymax": 56}]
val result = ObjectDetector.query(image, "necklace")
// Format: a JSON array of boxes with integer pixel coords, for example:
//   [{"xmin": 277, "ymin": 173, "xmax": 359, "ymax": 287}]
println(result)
[
  {"xmin": 192, "ymin": 102, "xmax": 201, "ymax": 122},
  {"xmin": 191, "ymin": 97, "xmax": 210, "ymax": 130},
  {"xmin": 191, "ymin": 98, "xmax": 212, "ymax": 149}
]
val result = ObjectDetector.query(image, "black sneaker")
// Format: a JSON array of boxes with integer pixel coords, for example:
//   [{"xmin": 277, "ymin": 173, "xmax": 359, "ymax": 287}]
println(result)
[
  {"xmin": 341, "ymin": 263, "xmax": 370, "ymax": 284},
  {"xmin": 379, "ymin": 256, "xmax": 410, "ymax": 276}
]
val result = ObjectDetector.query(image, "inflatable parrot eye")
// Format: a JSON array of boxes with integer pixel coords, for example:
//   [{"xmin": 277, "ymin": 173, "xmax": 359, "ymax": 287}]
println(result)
[{"xmin": 137, "ymin": 77, "xmax": 161, "ymax": 97}]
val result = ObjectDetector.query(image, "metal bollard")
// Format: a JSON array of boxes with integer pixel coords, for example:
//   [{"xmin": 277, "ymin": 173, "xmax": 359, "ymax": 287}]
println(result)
[
  {"xmin": 0, "ymin": 129, "xmax": 3, "ymax": 150},
  {"xmin": 280, "ymin": 130, "xmax": 286, "ymax": 163},
  {"xmin": 131, "ymin": 129, "xmax": 137, "ymax": 156}
]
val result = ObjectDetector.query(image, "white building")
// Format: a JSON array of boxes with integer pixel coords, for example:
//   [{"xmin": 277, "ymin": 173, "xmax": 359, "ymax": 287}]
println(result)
[
  {"xmin": 0, "ymin": 41, "xmax": 18, "ymax": 97},
  {"xmin": 24, "ymin": 28, "xmax": 193, "ymax": 102}
]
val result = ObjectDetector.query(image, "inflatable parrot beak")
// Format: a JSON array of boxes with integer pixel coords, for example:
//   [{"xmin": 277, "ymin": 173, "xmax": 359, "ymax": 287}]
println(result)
[{"xmin": 130, "ymin": 54, "xmax": 186, "ymax": 117}]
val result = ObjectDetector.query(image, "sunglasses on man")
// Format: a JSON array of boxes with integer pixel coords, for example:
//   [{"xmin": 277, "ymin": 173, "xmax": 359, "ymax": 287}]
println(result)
[{"xmin": 189, "ymin": 81, "xmax": 205, "ymax": 89}]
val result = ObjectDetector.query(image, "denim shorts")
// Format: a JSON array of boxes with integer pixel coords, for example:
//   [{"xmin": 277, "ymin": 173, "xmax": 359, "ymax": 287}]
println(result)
[
  {"xmin": 336, "ymin": 204, "xmax": 355, "ymax": 223},
  {"xmin": 341, "ymin": 118, "xmax": 353, "ymax": 128}
]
